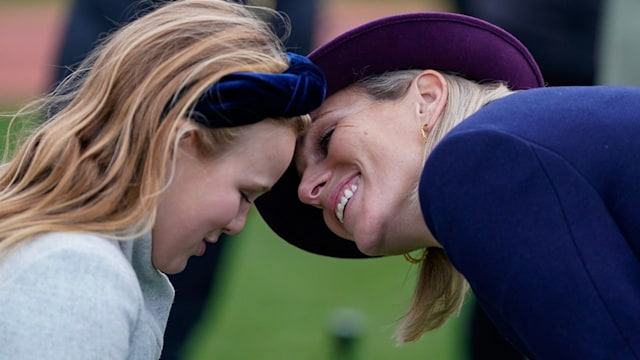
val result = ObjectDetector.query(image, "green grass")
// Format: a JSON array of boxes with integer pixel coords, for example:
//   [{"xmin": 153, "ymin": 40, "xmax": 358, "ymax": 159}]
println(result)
[
  {"xmin": 0, "ymin": 107, "xmax": 22, "ymax": 157},
  {"xmin": 181, "ymin": 210, "xmax": 472, "ymax": 360},
  {"xmin": 0, "ymin": 105, "xmax": 41, "ymax": 158}
]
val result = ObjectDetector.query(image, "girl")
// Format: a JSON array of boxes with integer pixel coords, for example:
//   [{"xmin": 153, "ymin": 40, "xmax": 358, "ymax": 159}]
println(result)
[{"xmin": 0, "ymin": 0, "xmax": 325, "ymax": 358}]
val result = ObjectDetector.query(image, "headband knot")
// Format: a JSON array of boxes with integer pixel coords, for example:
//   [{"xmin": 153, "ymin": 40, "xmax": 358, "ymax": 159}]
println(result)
[{"xmin": 192, "ymin": 52, "xmax": 326, "ymax": 127}]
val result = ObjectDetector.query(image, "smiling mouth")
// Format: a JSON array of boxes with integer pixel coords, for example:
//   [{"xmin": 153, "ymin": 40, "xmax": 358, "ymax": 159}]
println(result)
[{"xmin": 336, "ymin": 184, "xmax": 358, "ymax": 224}]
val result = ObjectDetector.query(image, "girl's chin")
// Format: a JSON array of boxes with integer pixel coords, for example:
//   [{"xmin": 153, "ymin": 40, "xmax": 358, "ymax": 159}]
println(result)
[{"xmin": 156, "ymin": 259, "xmax": 188, "ymax": 275}]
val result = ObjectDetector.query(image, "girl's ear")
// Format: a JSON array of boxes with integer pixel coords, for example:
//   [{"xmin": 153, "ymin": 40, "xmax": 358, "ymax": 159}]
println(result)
[
  {"xmin": 176, "ymin": 119, "xmax": 200, "ymax": 155},
  {"xmin": 414, "ymin": 70, "xmax": 448, "ymax": 132},
  {"xmin": 177, "ymin": 119, "xmax": 198, "ymax": 139}
]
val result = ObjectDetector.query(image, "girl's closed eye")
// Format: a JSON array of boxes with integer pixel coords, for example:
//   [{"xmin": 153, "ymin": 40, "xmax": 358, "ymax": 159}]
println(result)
[
  {"xmin": 241, "ymin": 185, "xmax": 269, "ymax": 205},
  {"xmin": 241, "ymin": 192, "xmax": 252, "ymax": 204}
]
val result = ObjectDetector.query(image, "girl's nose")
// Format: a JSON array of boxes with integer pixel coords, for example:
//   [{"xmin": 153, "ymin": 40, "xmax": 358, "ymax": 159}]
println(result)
[{"xmin": 223, "ymin": 205, "xmax": 249, "ymax": 235}]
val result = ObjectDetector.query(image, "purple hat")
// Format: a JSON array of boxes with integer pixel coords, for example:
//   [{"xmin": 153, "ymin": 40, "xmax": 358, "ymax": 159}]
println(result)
[{"xmin": 255, "ymin": 12, "xmax": 544, "ymax": 258}]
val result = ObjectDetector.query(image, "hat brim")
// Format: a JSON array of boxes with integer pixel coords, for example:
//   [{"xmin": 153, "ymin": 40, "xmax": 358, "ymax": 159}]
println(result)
[{"xmin": 255, "ymin": 12, "xmax": 544, "ymax": 258}]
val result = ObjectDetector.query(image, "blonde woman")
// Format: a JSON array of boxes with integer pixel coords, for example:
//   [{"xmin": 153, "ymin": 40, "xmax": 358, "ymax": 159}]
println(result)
[
  {"xmin": 256, "ymin": 12, "xmax": 640, "ymax": 359},
  {"xmin": 0, "ymin": 0, "xmax": 325, "ymax": 358}
]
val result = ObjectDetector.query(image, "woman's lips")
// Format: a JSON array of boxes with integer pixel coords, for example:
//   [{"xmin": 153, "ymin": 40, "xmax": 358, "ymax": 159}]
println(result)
[
  {"xmin": 329, "ymin": 175, "xmax": 360, "ymax": 224},
  {"xmin": 336, "ymin": 184, "xmax": 358, "ymax": 223}
]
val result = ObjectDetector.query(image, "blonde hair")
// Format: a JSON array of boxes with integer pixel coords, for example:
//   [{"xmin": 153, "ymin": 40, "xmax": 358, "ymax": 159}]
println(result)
[
  {"xmin": 355, "ymin": 70, "xmax": 513, "ymax": 344},
  {"xmin": 0, "ymin": 0, "xmax": 309, "ymax": 253}
]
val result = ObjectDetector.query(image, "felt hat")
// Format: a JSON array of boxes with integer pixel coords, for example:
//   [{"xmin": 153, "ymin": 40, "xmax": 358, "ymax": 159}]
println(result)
[{"xmin": 255, "ymin": 12, "xmax": 544, "ymax": 258}]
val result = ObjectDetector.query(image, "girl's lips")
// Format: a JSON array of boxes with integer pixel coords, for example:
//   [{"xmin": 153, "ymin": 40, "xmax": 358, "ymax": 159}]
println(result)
[
  {"xmin": 204, "ymin": 236, "xmax": 219, "ymax": 244},
  {"xmin": 203, "ymin": 231, "xmax": 223, "ymax": 244},
  {"xmin": 197, "ymin": 240, "xmax": 207, "ymax": 256}
]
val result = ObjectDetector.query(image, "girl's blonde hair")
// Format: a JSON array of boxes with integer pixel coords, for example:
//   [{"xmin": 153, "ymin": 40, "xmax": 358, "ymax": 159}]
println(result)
[
  {"xmin": 354, "ymin": 70, "xmax": 513, "ymax": 344},
  {"xmin": 0, "ymin": 0, "xmax": 309, "ymax": 253}
]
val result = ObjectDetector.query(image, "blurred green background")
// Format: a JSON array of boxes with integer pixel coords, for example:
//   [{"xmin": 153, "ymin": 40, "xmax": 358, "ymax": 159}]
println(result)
[
  {"xmin": 180, "ymin": 209, "xmax": 473, "ymax": 359},
  {"xmin": 0, "ymin": 0, "xmax": 473, "ymax": 359}
]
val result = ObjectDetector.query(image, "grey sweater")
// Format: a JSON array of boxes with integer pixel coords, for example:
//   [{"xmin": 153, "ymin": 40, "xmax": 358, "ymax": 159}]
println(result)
[{"xmin": 0, "ymin": 232, "xmax": 174, "ymax": 359}]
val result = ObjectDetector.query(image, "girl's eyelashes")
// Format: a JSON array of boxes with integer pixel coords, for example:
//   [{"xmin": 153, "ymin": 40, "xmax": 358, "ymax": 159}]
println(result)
[{"xmin": 241, "ymin": 192, "xmax": 252, "ymax": 204}]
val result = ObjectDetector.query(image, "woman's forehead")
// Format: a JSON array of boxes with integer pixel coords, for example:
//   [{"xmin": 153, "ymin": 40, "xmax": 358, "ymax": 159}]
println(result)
[{"xmin": 312, "ymin": 88, "xmax": 372, "ymax": 120}]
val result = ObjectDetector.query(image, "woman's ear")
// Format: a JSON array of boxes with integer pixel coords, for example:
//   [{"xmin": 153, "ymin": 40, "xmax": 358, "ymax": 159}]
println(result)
[{"xmin": 414, "ymin": 70, "xmax": 448, "ymax": 132}]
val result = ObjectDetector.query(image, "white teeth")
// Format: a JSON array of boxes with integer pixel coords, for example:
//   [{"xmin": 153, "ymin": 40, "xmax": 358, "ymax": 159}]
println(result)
[{"xmin": 336, "ymin": 185, "xmax": 358, "ymax": 224}]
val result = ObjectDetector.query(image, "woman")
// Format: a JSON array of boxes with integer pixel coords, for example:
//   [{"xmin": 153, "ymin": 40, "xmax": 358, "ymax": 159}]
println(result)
[
  {"xmin": 256, "ymin": 12, "xmax": 640, "ymax": 359},
  {"xmin": 0, "ymin": 0, "xmax": 325, "ymax": 358}
]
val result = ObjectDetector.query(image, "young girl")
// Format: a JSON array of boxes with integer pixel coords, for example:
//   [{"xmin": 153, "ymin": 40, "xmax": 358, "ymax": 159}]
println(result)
[{"xmin": 0, "ymin": 0, "xmax": 325, "ymax": 358}]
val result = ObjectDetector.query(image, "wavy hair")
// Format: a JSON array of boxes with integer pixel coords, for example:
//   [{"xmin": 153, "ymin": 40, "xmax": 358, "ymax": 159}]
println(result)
[
  {"xmin": 353, "ymin": 70, "xmax": 513, "ymax": 344},
  {"xmin": 0, "ymin": 0, "xmax": 309, "ymax": 253}
]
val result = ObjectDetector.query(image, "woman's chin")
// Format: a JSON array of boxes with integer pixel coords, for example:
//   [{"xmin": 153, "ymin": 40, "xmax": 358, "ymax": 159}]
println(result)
[
  {"xmin": 355, "ymin": 233, "xmax": 411, "ymax": 257},
  {"xmin": 354, "ymin": 235, "xmax": 386, "ymax": 257}
]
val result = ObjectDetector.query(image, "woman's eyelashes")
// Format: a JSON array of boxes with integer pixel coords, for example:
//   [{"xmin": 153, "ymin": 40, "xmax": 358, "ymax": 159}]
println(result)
[{"xmin": 317, "ymin": 127, "xmax": 335, "ymax": 153}]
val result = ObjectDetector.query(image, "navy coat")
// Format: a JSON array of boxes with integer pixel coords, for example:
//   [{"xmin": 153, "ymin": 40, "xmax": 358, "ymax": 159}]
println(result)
[{"xmin": 420, "ymin": 86, "xmax": 640, "ymax": 359}]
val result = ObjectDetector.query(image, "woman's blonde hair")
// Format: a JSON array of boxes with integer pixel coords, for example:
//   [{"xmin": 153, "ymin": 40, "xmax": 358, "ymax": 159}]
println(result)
[
  {"xmin": 354, "ymin": 70, "xmax": 513, "ymax": 344},
  {"xmin": 0, "ymin": 0, "xmax": 309, "ymax": 253}
]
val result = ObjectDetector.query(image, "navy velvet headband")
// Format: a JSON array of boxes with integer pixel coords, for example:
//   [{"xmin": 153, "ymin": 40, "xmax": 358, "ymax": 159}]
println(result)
[{"xmin": 190, "ymin": 52, "xmax": 326, "ymax": 128}]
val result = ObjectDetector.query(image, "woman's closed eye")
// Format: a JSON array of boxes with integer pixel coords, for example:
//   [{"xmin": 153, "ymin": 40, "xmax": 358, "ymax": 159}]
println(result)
[{"xmin": 317, "ymin": 127, "xmax": 335, "ymax": 153}]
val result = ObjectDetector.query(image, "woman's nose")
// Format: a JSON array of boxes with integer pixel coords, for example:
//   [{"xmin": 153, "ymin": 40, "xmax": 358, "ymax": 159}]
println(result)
[{"xmin": 297, "ymin": 167, "xmax": 326, "ymax": 209}]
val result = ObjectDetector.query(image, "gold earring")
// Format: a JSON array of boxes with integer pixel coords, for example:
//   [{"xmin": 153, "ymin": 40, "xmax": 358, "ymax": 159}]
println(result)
[
  {"xmin": 403, "ymin": 248, "xmax": 429, "ymax": 264},
  {"xmin": 420, "ymin": 123, "xmax": 429, "ymax": 142}
]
